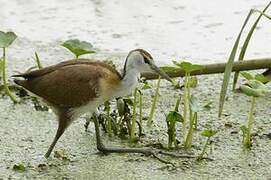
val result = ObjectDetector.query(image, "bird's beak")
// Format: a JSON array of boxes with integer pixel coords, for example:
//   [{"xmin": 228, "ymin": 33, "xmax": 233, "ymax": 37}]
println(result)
[{"xmin": 149, "ymin": 62, "xmax": 173, "ymax": 83}]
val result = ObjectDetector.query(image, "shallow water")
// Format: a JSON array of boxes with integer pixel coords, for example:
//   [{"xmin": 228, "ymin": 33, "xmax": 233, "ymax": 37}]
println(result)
[{"xmin": 0, "ymin": 0, "xmax": 271, "ymax": 179}]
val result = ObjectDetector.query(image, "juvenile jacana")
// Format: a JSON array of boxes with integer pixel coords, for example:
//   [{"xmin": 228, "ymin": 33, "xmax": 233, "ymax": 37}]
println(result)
[{"xmin": 13, "ymin": 49, "xmax": 172, "ymax": 158}]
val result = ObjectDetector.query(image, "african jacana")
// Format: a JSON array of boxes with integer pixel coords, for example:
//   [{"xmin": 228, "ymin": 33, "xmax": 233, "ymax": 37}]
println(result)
[{"xmin": 13, "ymin": 49, "xmax": 172, "ymax": 158}]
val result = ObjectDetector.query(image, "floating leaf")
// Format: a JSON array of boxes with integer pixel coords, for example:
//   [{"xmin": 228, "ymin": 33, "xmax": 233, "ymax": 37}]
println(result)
[
  {"xmin": 0, "ymin": 31, "xmax": 17, "ymax": 48},
  {"xmin": 201, "ymin": 129, "xmax": 217, "ymax": 138},
  {"xmin": 13, "ymin": 163, "xmax": 26, "ymax": 172},
  {"xmin": 62, "ymin": 39, "xmax": 96, "ymax": 58},
  {"xmin": 166, "ymin": 111, "xmax": 184, "ymax": 123},
  {"xmin": 241, "ymin": 72, "xmax": 254, "ymax": 80}
]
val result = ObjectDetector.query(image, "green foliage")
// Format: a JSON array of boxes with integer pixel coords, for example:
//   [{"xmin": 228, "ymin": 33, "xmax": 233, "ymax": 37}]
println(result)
[
  {"xmin": 233, "ymin": 2, "xmax": 271, "ymax": 89},
  {"xmin": 160, "ymin": 66, "xmax": 180, "ymax": 73},
  {"xmin": 240, "ymin": 79, "xmax": 268, "ymax": 97},
  {"xmin": 201, "ymin": 129, "xmax": 217, "ymax": 138},
  {"xmin": 12, "ymin": 163, "xmax": 26, "ymax": 172},
  {"xmin": 166, "ymin": 98, "xmax": 183, "ymax": 148},
  {"xmin": 0, "ymin": 58, "xmax": 3, "ymax": 77},
  {"xmin": 62, "ymin": 39, "xmax": 96, "ymax": 58},
  {"xmin": 219, "ymin": 2, "xmax": 271, "ymax": 117},
  {"xmin": 173, "ymin": 61, "xmax": 204, "ymax": 73},
  {"xmin": 0, "ymin": 31, "xmax": 17, "ymax": 48}
]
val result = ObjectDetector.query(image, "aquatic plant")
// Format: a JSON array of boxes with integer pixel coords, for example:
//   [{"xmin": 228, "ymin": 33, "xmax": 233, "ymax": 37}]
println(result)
[
  {"xmin": 61, "ymin": 39, "xmax": 96, "ymax": 59},
  {"xmin": 147, "ymin": 77, "xmax": 161, "ymax": 127},
  {"xmin": 165, "ymin": 97, "xmax": 183, "ymax": 149},
  {"xmin": 219, "ymin": 2, "xmax": 271, "ymax": 117},
  {"xmin": 34, "ymin": 51, "xmax": 42, "ymax": 69},
  {"xmin": 161, "ymin": 62, "xmax": 203, "ymax": 149},
  {"xmin": 240, "ymin": 72, "xmax": 269, "ymax": 148},
  {"xmin": 0, "ymin": 31, "xmax": 18, "ymax": 103},
  {"xmin": 197, "ymin": 129, "xmax": 217, "ymax": 160},
  {"xmin": 130, "ymin": 88, "xmax": 138, "ymax": 141}
]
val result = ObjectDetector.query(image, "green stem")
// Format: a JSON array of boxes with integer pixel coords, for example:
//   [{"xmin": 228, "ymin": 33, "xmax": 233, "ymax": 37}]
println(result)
[
  {"xmin": 174, "ymin": 97, "xmax": 181, "ymax": 112},
  {"xmin": 198, "ymin": 137, "xmax": 210, "ymax": 160},
  {"xmin": 182, "ymin": 73, "xmax": 190, "ymax": 136},
  {"xmin": 184, "ymin": 112, "xmax": 196, "ymax": 149},
  {"xmin": 244, "ymin": 96, "xmax": 256, "ymax": 148},
  {"xmin": 130, "ymin": 88, "xmax": 138, "ymax": 141},
  {"xmin": 2, "ymin": 48, "xmax": 17, "ymax": 103},
  {"xmin": 105, "ymin": 101, "xmax": 112, "ymax": 137},
  {"xmin": 147, "ymin": 77, "xmax": 161, "ymax": 127},
  {"xmin": 138, "ymin": 90, "xmax": 143, "ymax": 127},
  {"xmin": 34, "ymin": 52, "xmax": 42, "ymax": 69}
]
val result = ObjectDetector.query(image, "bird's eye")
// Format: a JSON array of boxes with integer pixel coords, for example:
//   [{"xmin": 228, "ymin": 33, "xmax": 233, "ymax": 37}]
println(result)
[{"xmin": 144, "ymin": 58, "xmax": 150, "ymax": 64}]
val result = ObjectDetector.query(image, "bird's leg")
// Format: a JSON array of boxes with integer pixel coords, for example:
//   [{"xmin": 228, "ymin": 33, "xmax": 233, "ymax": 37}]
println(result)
[
  {"xmin": 92, "ymin": 112, "xmax": 152, "ymax": 155},
  {"xmin": 45, "ymin": 110, "xmax": 71, "ymax": 158}
]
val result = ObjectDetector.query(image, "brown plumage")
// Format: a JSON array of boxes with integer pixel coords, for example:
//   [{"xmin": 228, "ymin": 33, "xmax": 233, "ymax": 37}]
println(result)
[{"xmin": 14, "ymin": 59, "xmax": 122, "ymax": 157}]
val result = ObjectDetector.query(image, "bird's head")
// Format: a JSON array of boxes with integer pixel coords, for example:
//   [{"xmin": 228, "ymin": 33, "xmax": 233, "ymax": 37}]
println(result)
[{"xmin": 124, "ymin": 49, "xmax": 172, "ymax": 82}]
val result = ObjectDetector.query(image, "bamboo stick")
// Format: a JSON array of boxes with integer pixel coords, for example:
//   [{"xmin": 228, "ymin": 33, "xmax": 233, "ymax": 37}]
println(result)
[{"xmin": 142, "ymin": 58, "xmax": 271, "ymax": 80}]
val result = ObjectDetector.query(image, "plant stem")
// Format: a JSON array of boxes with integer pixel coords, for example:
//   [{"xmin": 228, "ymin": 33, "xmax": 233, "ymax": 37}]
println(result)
[
  {"xmin": 130, "ymin": 88, "xmax": 138, "ymax": 141},
  {"xmin": 198, "ymin": 137, "xmax": 210, "ymax": 160},
  {"xmin": 138, "ymin": 90, "xmax": 143, "ymax": 127},
  {"xmin": 34, "ymin": 52, "xmax": 42, "ymax": 69},
  {"xmin": 105, "ymin": 101, "xmax": 112, "ymax": 137},
  {"xmin": 174, "ymin": 97, "xmax": 181, "ymax": 112},
  {"xmin": 184, "ymin": 112, "xmax": 196, "ymax": 149},
  {"xmin": 183, "ymin": 73, "xmax": 190, "ymax": 136},
  {"xmin": 147, "ymin": 77, "xmax": 161, "ymax": 127},
  {"xmin": 244, "ymin": 96, "xmax": 256, "ymax": 148},
  {"xmin": 2, "ymin": 48, "xmax": 17, "ymax": 103}
]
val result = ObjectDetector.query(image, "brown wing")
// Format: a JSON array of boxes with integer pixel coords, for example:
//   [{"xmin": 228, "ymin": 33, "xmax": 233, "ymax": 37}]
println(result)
[
  {"xmin": 21, "ymin": 64, "xmax": 110, "ymax": 108},
  {"xmin": 13, "ymin": 59, "xmax": 122, "ymax": 80}
]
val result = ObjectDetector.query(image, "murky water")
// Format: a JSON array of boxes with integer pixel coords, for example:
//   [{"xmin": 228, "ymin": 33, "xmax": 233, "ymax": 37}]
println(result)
[{"xmin": 0, "ymin": 0, "xmax": 271, "ymax": 179}]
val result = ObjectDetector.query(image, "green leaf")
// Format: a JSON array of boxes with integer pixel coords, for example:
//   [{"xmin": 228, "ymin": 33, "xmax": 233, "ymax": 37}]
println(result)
[
  {"xmin": 176, "ymin": 61, "xmax": 204, "ymax": 73},
  {"xmin": 201, "ymin": 129, "xmax": 217, "ymax": 138},
  {"xmin": 240, "ymin": 80, "xmax": 268, "ymax": 97},
  {"xmin": 0, "ymin": 31, "xmax": 17, "ymax": 48},
  {"xmin": 189, "ymin": 95, "xmax": 200, "ymax": 112},
  {"xmin": 12, "ymin": 163, "xmax": 26, "ymax": 172},
  {"xmin": 218, "ymin": 9, "xmax": 255, "ymax": 117},
  {"xmin": 188, "ymin": 76, "xmax": 198, "ymax": 88},
  {"xmin": 255, "ymin": 74, "xmax": 269, "ymax": 83},
  {"xmin": 203, "ymin": 101, "xmax": 212, "ymax": 110},
  {"xmin": 141, "ymin": 82, "xmax": 152, "ymax": 90},
  {"xmin": 117, "ymin": 98, "xmax": 125, "ymax": 116},
  {"xmin": 166, "ymin": 111, "xmax": 184, "ymax": 123},
  {"xmin": 241, "ymin": 72, "xmax": 254, "ymax": 80},
  {"xmin": 62, "ymin": 39, "xmax": 96, "ymax": 58},
  {"xmin": 232, "ymin": 2, "xmax": 271, "ymax": 89},
  {"xmin": 160, "ymin": 66, "xmax": 180, "ymax": 73},
  {"xmin": 240, "ymin": 125, "xmax": 248, "ymax": 135}
]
